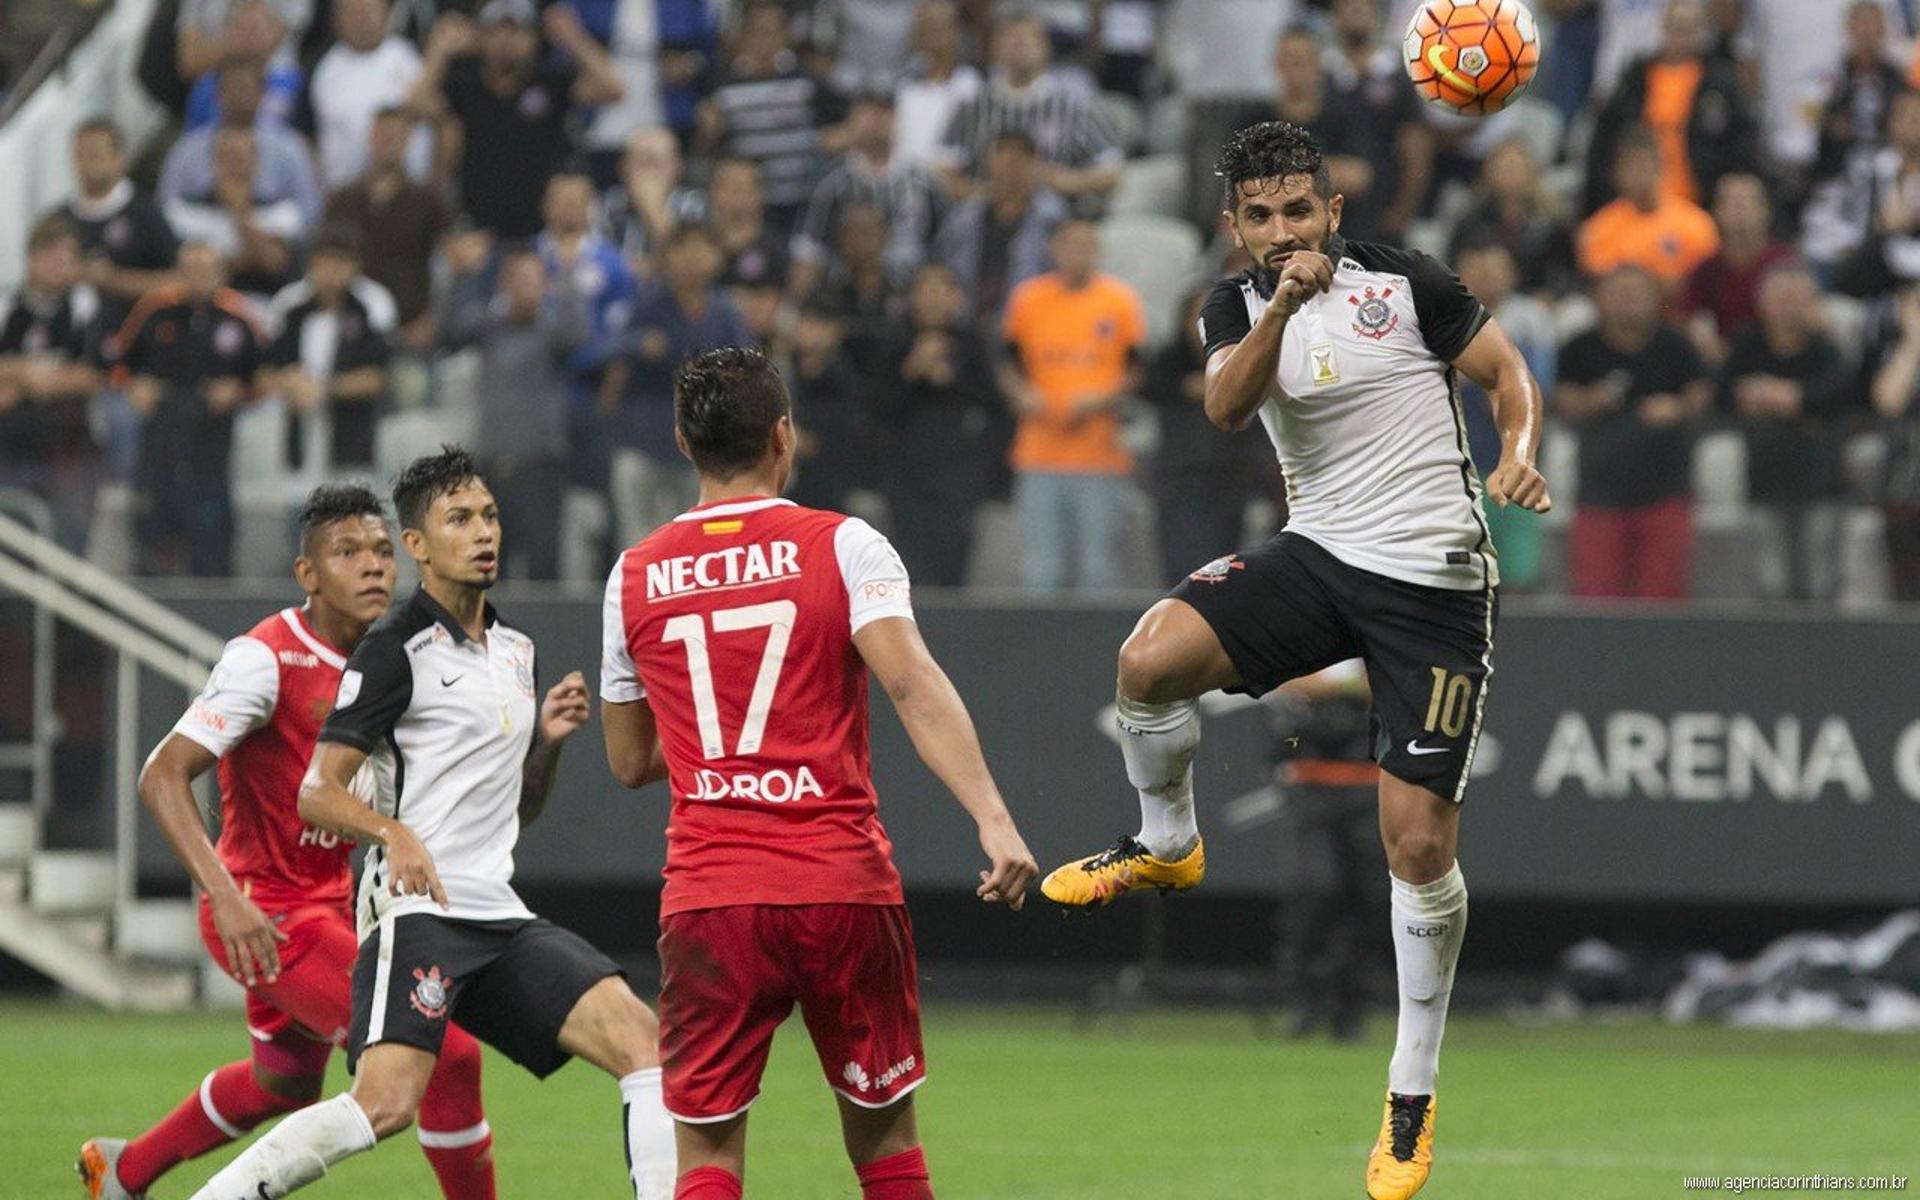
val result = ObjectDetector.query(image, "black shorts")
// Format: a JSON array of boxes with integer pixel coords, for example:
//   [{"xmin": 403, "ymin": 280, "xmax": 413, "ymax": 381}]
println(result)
[
  {"xmin": 1173, "ymin": 532, "xmax": 1497, "ymax": 803},
  {"xmin": 347, "ymin": 913, "xmax": 623, "ymax": 1078}
]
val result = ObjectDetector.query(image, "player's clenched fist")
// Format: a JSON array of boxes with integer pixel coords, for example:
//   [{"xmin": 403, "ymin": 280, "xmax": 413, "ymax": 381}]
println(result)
[
  {"xmin": 975, "ymin": 814, "xmax": 1039, "ymax": 910},
  {"xmin": 1485, "ymin": 457, "xmax": 1552, "ymax": 513},
  {"xmin": 1273, "ymin": 250, "xmax": 1334, "ymax": 316},
  {"xmin": 539, "ymin": 670, "xmax": 592, "ymax": 743}
]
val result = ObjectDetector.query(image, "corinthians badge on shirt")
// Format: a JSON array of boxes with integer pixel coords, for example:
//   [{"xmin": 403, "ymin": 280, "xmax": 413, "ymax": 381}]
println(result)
[{"xmin": 1309, "ymin": 343, "xmax": 1339, "ymax": 386}]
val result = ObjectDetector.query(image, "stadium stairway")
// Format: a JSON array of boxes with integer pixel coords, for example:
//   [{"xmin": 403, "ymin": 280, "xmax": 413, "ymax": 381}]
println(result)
[{"xmin": 0, "ymin": 503, "xmax": 226, "ymax": 1011}]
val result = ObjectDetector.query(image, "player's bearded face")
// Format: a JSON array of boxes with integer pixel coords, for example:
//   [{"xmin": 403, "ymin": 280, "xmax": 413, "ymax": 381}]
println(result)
[
  {"xmin": 306, "ymin": 516, "xmax": 396, "ymax": 625},
  {"xmin": 1228, "ymin": 175, "xmax": 1341, "ymax": 272},
  {"xmin": 412, "ymin": 483, "xmax": 502, "ymax": 589}
]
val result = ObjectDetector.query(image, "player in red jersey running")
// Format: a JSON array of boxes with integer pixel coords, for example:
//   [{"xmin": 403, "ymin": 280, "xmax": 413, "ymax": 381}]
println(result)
[
  {"xmin": 77, "ymin": 486, "xmax": 496, "ymax": 1200},
  {"xmin": 600, "ymin": 348, "xmax": 1038, "ymax": 1200}
]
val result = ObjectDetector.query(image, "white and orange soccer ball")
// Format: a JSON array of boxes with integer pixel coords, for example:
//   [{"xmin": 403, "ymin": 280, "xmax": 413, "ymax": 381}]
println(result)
[{"xmin": 1403, "ymin": 0, "xmax": 1542, "ymax": 117}]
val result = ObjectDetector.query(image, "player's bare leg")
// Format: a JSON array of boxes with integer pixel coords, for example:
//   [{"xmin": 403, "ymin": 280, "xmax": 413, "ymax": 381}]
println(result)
[
  {"xmin": 1366, "ymin": 772, "xmax": 1466, "ymax": 1200},
  {"xmin": 837, "ymin": 1094, "xmax": 932, "ymax": 1199},
  {"xmin": 555, "ymin": 975, "xmax": 676, "ymax": 1199},
  {"xmin": 673, "ymin": 1114, "xmax": 749, "ymax": 1199},
  {"xmin": 1041, "ymin": 598, "xmax": 1234, "ymax": 908}
]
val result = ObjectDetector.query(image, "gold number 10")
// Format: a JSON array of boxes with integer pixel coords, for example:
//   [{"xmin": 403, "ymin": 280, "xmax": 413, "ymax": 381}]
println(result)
[{"xmin": 1423, "ymin": 667, "xmax": 1473, "ymax": 738}]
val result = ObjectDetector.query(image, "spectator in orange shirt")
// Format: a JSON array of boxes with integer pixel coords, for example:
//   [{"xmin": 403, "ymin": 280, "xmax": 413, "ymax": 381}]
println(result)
[
  {"xmin": 999, "ymin": 219, "xmax": 1146, "ymax": 592},
  {"xmin": 1584, "ymin": 0, "xmax": 1756, "ymax": 214},
  {"xmin": 1577, "ymin": 128, "xmax": 1721, "ymax": 285}
]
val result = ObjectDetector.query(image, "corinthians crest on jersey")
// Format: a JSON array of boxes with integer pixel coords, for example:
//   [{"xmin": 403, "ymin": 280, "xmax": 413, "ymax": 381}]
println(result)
[{"xmin": 1349, "ymin": 285, "xmax": 1400, "ymax": 340}]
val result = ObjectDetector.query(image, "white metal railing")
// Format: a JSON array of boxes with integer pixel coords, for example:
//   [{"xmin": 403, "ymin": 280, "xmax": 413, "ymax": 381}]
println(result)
[
  {"xmin": 0, "ymin": 0, "xmax": 164, "ymax": 290},
  {"xmin": 0, "ymin": 508, "xmax": 222, "ymax": 911},
  {"xmin": 0, "ymin": 493, "xmax": 56, "ymax": 816}
]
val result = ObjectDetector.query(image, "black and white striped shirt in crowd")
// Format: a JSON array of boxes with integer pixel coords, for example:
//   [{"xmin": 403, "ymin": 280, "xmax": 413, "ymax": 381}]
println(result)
[
  {"xmin": 791, "ymin": 153, "xmax": 947, "ymax": 279},
  {"xmin": 707, "ymin": 51, "xmax": 846, "ymax": 213},
  {"xmin": 939, "ymin": 75, "xmax": 1122, "ymax": 178}
]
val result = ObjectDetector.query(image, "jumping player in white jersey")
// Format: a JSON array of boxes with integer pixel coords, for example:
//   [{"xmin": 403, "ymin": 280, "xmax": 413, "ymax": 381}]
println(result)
[{"xmin": 1039, "ymin": 121, "xmax": 1552, "ymax": 1200}]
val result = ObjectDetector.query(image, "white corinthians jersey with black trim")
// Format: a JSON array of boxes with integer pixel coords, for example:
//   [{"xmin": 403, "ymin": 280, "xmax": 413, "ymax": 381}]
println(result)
[
  {"xmin": 319, "ymin": 586, "xmax": 540, "ymax": 928},
  {"xmin": 1198, "ymin": 236, "xmax": 1498, "ymax": 591}
]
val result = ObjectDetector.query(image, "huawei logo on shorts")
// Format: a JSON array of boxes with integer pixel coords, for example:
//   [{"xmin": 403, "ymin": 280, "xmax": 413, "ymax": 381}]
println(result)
[{"xmin": 843, "ymin": 1056, "xmax": 918, "ymax": 1093}]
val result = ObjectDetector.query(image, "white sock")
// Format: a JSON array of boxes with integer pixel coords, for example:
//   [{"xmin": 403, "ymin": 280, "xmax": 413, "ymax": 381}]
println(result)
[
  {"xmin": 619, "ymin": 1067, "xmax": 676, "ymax": 1200},
  {"xmin": 186, "ymin": 1093, "xmax": 376, "ymax": 1200},
  {"xmin": 1387, "ymin": 863, "xmax": 1468, "ymax": 1097},
  {"xmin": 1116, "ymin": 695, "xmax": 1201, "ymax": 860}
]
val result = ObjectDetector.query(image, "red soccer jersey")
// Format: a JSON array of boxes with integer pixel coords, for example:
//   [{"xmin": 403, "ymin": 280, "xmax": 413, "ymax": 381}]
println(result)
[
  {"xmin": 601, "ymin": 497, "xmax": 916, "ymax": 917},
  {"xmin": 172, "ymin": 607, "xmax": 368, "ymax": 911}
]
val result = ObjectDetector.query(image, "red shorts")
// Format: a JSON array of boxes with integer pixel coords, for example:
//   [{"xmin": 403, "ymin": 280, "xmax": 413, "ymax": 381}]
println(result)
[
  {"xmin": 198, "ymin": 899, "xmax": 354, "ymax": 1073},
  {"xmin": 657, "ymin": 903, "xmax": 925, "ymax": 1123}
]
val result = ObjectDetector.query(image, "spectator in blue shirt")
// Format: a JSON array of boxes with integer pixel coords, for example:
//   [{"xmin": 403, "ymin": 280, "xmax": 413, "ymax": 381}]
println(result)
[
  {"xmin": 536, "ymin": 172, "xmax": 636, "ymax": 361},
  {"xmin": 160, "ymin": 56, "xmax": 323, "ymax": 226},
  {"xmin": 598, "ymin": 223, "xmax": 752, "ymax": 545}
]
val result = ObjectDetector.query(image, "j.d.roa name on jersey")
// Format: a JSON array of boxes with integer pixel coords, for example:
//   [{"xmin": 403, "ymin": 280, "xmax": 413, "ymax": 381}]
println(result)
[{"xmin": 646, "ymin": 541, "xmax": 802, "ymax": 600}]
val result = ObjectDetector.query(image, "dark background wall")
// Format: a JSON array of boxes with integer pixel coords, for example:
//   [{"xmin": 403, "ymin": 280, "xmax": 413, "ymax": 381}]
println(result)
[{"xmin": 94, "ymin": 586, "xmax": 1920, "ymax": 972}]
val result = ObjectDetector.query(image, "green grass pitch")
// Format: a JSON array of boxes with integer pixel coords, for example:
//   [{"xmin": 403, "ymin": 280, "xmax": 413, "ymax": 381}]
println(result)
[{"xmin": 4, "ymin": 999, "xmax": 1914, "ymax": 1198}]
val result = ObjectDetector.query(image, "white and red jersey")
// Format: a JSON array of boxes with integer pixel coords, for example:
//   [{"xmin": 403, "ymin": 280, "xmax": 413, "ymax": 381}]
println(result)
[
  {"xmin": 601, "ymin": 496, "xmax": 915, "ymax": 917},
  {"xmin": 171, "ymin": 606, "xmax": 375, "ymax": 911}
]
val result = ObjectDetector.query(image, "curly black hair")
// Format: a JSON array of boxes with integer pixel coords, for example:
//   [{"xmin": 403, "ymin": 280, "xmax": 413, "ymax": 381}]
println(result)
[
  {"xmin": 1214, "ymin": 120, "xmax": 1331, "ymax": 208},
  {"xmin": 674, "ymin": 347, "xmax": 791, "ymax": 479},
  {"xmin": 296, "ymin": 483, "xmax": 386, "ymax": 551},
  {"xmin": 392, "ymin": 445, "xmax": 485, "ymax": 531}
]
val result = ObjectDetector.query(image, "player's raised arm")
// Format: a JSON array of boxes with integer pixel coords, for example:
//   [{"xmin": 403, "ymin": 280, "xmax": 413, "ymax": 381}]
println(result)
[
  {"xmin": 1453, "ymin": 319, "xmax": 1553, "ymax": 513},
  {"xmin": 521, "ymin": 670, "xmax": 591, "ymax": 824},
  {"xmin": 1202, "ymin": 195, "xmax": 1334, "ymax": 431},
  {"xmin": 853, "ymin": 616, "xmax": 1038, "ymax": 909}
]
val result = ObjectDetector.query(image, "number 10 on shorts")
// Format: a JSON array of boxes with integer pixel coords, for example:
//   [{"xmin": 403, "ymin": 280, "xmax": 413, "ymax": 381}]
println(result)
[{"xmin": 1423, "ymin": 667, "xmax": 1474, "ymax": 738}]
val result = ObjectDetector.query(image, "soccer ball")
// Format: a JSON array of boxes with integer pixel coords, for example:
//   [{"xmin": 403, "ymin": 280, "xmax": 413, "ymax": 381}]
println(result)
[{"xmin": 1404, "ymin": 0, "xmax": 1542, "ymax": 116}]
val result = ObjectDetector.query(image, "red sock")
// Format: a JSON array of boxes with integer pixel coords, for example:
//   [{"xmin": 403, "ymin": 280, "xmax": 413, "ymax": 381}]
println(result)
[
  {"xmin": 116, "ymin": 1060, "xmax": 307, "ymax": 1192},
  {"xmin": 857, "ymin": 1146, "xmax": 933, "ymax": 1200},
  {"xmin": 417, "ymin": 1025, "xmax": 497, "ymax": 1200},
  {"xmin": 674, "ymin": 1165, "xmax": 744, "ymax": 1200}
]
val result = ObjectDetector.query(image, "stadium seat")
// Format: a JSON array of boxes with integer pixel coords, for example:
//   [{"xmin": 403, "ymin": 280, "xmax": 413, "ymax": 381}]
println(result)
[
  {"xmin": 1821, "ymin": 294, "xmax": 1867, "ymax": 372},
  {"xmin": 1143, "ymin": 94, "xmax": 1191, "ymax": 156},
  {"xmin": 84, "ymin": 482, "xmax": 137, "ymax": 575},
  {"xmin": 231, "ymin": 485, "xmax": 291, "ymax": 578},
  {"xmin": 229, "ymin": 396, "xmax": 286, "ymax": 490},
  {"xmin": 1099, "ymin": 213, "xmax": 1203, "ymax": 349},
  {"xmin": 1692, "ymin": 430, "xmax": 1750, "ymax": 520},
  {"xmin": 1837, "ymin": 506, "xmax": 1893, "ymax": 609},
  {"xmin": 1553, "ymin": 294, "xmax": 1598, "ymax": 342},
  {"xmin": 1097, "ymin": 91, "xmax": 1147, "ymax": 157},
  {"xmin": 1109, "ymin": 154, "xmax": 1188, "ymax": 219},
  {"xmin": 1540, "ymin": 426, "xmax": 1578, "ymax": 525},
  {"xmin": 377, "ymin": 409, "xmax": 475, "ymax": 483},
  {"xmin": 1486, "ymin": 98, "xmax": 1565, "ymax": 171},
  {"xmin": 1404, "ymin": 218, "xmax": 1450, "ymax": 261},
  {"xmin": 965, "ymin": 500, "xmax": 1022, "ymax": 589}
]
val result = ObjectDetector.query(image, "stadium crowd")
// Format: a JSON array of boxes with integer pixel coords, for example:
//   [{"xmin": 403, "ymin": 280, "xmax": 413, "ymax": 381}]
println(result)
[{"xmin": 3, "ymin": 0, "xmax": 1920, "ymax": 603}]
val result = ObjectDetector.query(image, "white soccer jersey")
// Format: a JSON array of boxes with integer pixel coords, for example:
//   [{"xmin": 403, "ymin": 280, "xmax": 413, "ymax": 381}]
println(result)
[
  {"xmin": 319, "ymin": 587, "xmax": 540, "ymax": 927},
  {"xmin": 1198, "ymin": 235, "xmax": 1498, "ymax": 592}
]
